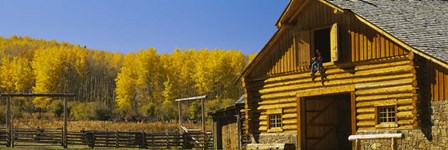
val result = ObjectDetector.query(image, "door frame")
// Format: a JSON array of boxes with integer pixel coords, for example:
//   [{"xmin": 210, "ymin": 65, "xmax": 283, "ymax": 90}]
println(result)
[{"xmin": 296, "ymin": 87, "xmax": 356, "ymax": 149}]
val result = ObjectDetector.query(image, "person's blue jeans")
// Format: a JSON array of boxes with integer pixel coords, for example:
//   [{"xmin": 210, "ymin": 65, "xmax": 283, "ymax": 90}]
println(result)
[{"xmin": 310, "ymin": 61, "xmax": 322, "ymax": 74}]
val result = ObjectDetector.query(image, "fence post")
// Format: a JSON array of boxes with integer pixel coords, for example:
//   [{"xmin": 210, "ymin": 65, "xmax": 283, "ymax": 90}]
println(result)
[
  {"xmin": 182, "ymin": 132, "xmax": 189, "ymax": 149},
  {"xmin": 166, "ymin": 131, "xmax": 169, "ymax": 149},
  {"xmin": 150, "ymin": 132, "xmax": 154, "ymax": 147},
  {"xmin": 115, "ymin": 130, "xmax": 119, "ymax": 148},
  {"xmin": 87, "ymin": 130, "xmax": 95, "ymax": 148},
  {"xmin": 105, "ymin": 129, "xmax": 109, "ymax": 147},
  {"xmin": 141, "ymin": 131, "xmax": 146, "ymax": 148},
  {"xmin": 6, "ymin": 96, "xmax": 11, "ymax": 148},
  {"xmin": 63, "ymin": 97, "xmax": 67, "ymax": 148}
]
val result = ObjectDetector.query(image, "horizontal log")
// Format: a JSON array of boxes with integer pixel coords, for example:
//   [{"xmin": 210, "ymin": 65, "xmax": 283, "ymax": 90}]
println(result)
[
  {"xmin": 259, "ymin": 97, "xmax": 296, "ymax": 105},
  {"xmin": 284, "ymin": 108, "xmax": 297, "ymax": 113},
  {"xmin": 259, "ymin": 115, "xmax": 267, "ymax": 121},
  {"xmin": 282, "ymin": 113, "xmax": 297, "ymax": 119},
  {"xmin": 355, "ymin": 60, "xmax": 410, "ymax": 71},
  {"xmin": 356, "ymin": 108, "xmax": 375, "ymax": 113},
  {"xmin": 397, "ymin": 99, "xmax": 414, "ymax": 105},
  {"xmin": 356, "ymin": 93, "xmax": 414, "ymax": 102},
  {"xmin": 282, "ymin": 119, "xmax": 296, "ymax": 124},
  {"xmin": 356, "ymin": 114, "xmax": 375, "ymax": 120},
  {"xmin": 357, "ymin": 121, "xmax": 376, "ymax": 127},
  {"xmin": 264, "ymin": 73, "xmax": 309, "ymax": 84},
  {"xmin": 261, "ymin": 91, "xmax": 296, "ymax": 100},
  {"xmin": 397, "ymin": 119, "xmax": 414, "ymax": 125},
  {"xmin": 348, "ymin": 133, "xmax": 403, "ymax": 141},
  {"xmin": 355, "ymin": 85, "xmax": 415, "ymax": 96},
  {"xmin": 357, "ymin": 127, "xmax": 375, "ymax": 131},
  {"xmin": 355, "ymin": 78, "xmax": 415, "ymax": 90},
  {"xmin": 259, "ymin": 126, "xmax": 267, "ymax": 131},
  {"xmin": 283, "ymin": 125, "xmax": 296, "ymax": 130},
  {"xmin": 297, "ymin": 85, "xmax": 354, "ymax": 97},
  {"xmin": 260, "ymin": 121, "xmax": 267, "ymax": 126},
  {"xmin": 397, "ymin": 111, "xmax": 414, "ymax": 119},
  {"xmin": 257, "ymin": 102, "xmax": 296, "ymax": 110},
  {"xmin": 356, "ymin": 99, "xmax": 412, "ymax": 109},
  {"xmin": 397, "ymin": 105, "xmax": 414, "ymax": 111}
]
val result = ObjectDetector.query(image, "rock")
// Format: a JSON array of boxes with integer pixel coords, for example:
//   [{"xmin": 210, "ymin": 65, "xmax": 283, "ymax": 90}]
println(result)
[{"xmin": 371, "ymin": 143, "xmax": 381, "ymax": 149}]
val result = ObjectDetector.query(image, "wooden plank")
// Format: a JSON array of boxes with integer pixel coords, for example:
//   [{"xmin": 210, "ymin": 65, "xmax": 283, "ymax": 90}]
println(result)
[
  {"xmin": 348, "ymin": 133, "xmax": 403, "ymax": 141},
  {"xmin": 435, "ymin": 68, "xmax": 439, "ymax": 101},
  {"xmin": 351, "ymin": 92, "xmax": 357, "ymax": 134},
  {"xmin": 330, "ymin": 23, "xmax": 338, "ymax": 62},
  {"xmin": 359, "ymin": 23, "xmax": 364, "ymax": 61},
  {"xmin": 0, "ymin": 93, "xmax": 75, "ymax": 97},
  {"xmin": 445, "ymin": 71, "xmax": 448, "ymax": 100},
  {"xmin": 175, "ymin": 95, "xmax": 206, "ymax": 102},
  {"xmin": 296, "ymin": 97, "xmax": 305, "ymax": 149},
  {"xmin": 367, "ymin": 28, "xmax": 372, "ymax": 60},
  {"xmin": 439, "ymin": 69, "xmax": 444, "ymax": 100}
]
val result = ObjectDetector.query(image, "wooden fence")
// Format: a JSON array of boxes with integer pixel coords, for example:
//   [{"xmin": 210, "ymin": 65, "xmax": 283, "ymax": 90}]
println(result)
[{"xmin": 0, "ymin": 128, "xmax": 213, "ymax": 149}]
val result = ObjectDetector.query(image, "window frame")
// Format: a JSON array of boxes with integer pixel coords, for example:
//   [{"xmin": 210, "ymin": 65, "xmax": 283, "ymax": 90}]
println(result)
[
  {"xmin": 266, "ymin": 109, "xmax": 283, "ymax": 133},
  {"xmin": 375, "ymin": 105, "xmax": 398, "ymax": 128}
]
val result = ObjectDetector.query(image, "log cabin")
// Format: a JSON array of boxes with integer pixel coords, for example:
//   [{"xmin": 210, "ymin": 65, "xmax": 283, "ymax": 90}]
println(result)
[{"xmin": 238, "ymin": 0, "xmax": 448, "ymax": 149}]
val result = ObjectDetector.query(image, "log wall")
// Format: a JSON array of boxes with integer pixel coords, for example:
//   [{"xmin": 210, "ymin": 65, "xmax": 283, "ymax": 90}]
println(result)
[{"xmin": 251, "ymin": 56, "xmax": 416, "ymax": 133}]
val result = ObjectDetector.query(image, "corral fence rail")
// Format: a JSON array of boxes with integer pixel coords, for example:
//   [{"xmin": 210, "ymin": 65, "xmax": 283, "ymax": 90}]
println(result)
[{"xmin": 0, "ymin": 128, "xmax": 213, "ymax": 149}]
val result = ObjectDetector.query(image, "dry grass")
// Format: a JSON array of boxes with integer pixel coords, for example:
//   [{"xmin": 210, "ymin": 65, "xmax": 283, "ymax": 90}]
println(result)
[{"xmin": 5, "ymin": 112, "xmax": 208, "ymax": 132}]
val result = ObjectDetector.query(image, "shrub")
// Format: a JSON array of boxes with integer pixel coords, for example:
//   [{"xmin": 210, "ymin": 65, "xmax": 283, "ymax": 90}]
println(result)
[
  {"xmin": 48, "ymin": 100, "xmax": 63, "ymax": 117},
  {"xmin": 70, "ymin": 102, "xmax": 112, "ymax": 120}
]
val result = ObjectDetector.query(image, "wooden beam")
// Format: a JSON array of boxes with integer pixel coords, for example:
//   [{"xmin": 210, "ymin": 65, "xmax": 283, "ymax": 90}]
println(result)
[
  {"xmin": 351, "ymin": 92, "xmax": 357, "ymax": 135},
  {"xmin": 319, "ymin": 0, "xmax": 344, "ymax": 14},
  {"xmin": 0, "ymin": 93, "xmax": 75, "ymax": 97},
  {"xmin": 175, "ymin": 95, "xmax": 207, "ymax": 102},
  {"xmin": 348, "ymin": 133, "xmax": 403, "ymax": 141}
]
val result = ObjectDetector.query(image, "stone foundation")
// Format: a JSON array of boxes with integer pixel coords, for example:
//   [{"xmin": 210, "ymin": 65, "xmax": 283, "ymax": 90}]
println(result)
[
  {"xmin": 357, "ymin": 100, "xmax": 448, "ymax": 150},
  {"xmin": 251, "ymin": 131, "xmax": 297, "ymax": 148}
]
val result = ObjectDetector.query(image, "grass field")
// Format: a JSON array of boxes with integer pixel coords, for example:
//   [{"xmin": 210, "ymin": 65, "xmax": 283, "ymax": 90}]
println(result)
[{"xmin": 8, "ymin": 120, "xmax": 206, "ymax": 132}]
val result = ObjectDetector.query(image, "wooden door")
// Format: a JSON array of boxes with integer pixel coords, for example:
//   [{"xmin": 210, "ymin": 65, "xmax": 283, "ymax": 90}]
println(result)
[
  {"xmin": 302, "ymin": 94, "xmax": 351, "ymax": 150},
  {"xmin": 221, "ymin": 119, "xmax": 237, "ymax": 150}
]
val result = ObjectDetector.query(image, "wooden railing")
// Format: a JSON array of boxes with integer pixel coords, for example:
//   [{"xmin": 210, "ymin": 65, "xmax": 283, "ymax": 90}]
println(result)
[{"xmin": 0, "ymin": 128, "xmax": 213, "ymax": 149}]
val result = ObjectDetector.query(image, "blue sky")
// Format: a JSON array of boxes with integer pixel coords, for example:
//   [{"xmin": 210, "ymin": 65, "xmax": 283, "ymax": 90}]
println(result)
[{"xmin": 0, "ymin": 0, "xmax": 289, "ymax": 54}]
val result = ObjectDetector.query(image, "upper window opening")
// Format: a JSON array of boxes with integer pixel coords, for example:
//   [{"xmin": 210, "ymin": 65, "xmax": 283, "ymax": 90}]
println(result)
[{"xmin": 313, "ymin": 28, "xmax": 331, "ymax": 63}]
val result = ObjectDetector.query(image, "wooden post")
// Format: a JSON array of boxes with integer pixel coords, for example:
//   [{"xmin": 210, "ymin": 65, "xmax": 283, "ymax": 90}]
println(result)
[
  {"xmin": 237, "ymin": 114, "xmax": 242, "ymax": 150},
  {"xmin": 115, "ymin": 130, "xmax": 119, "ymax": 148},
  {"xmin": 391, "ymin": 137, "xmax": 395, "ymax": 150},
  {"xmin": 212, "ymin": 119, "xmax": 218, "ymax": 150},
  {"xmin": 166, "ymin": 131, "xmax": 169, "ymax": 149},
  {"xmin": 63, "ymin": 97, "xmax": 68, "ymax": 148},
  {"xmin": 178, "ymin": 101, "xmax": 182, "ymax": 133},
  {"xmin": 201, "ymin": 98, "xmax": 206, "ymax": 150},
  {"xmin": 141, "ymin": 131, "xmax": 146, "ymax": 148},
  {"xmin": 6, "ymin": 96, "xmax": 11, "ymax": 148}
]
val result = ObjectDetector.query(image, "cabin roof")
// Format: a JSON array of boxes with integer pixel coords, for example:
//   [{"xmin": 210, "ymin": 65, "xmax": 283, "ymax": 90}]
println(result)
[{"xmin": 329, "ymin": 0, "xmax": 448, "ymax": 64}]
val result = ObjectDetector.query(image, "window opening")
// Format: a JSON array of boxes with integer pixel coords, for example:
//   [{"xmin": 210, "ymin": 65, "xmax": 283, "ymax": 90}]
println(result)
[
  {"xmin": 269, "ymin": 114, "xmax": 282, "ymax": 129},
  {"xmin": 313, "ymin": 28, "xmax": 331, "ymax": 63},
  {"xmin": 377, "ymin": 106, "xmax": 396, "ymax": 124}
]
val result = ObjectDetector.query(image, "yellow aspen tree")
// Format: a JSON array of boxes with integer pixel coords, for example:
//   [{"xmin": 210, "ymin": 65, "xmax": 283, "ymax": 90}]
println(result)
[
  {"xmin": 115, "ymin": 54, "xmax": 136, "ymax": 113},
  {"xmin": 32, "ymin": 47, "xmax": 66, "ymax": 108}
]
